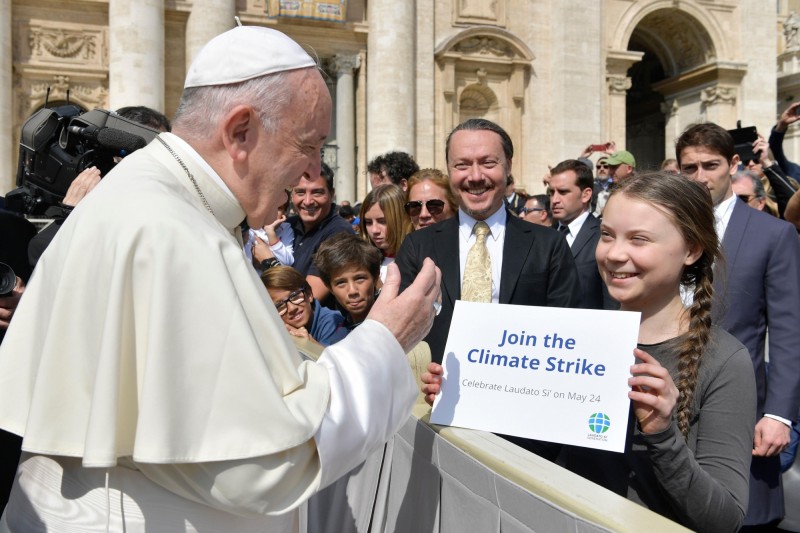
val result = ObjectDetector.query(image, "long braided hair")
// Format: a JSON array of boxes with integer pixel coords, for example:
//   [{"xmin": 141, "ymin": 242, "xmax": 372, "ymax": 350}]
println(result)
[{"xmin": 610, "ymin": 172, "xmax": 721, "ymax": 438}]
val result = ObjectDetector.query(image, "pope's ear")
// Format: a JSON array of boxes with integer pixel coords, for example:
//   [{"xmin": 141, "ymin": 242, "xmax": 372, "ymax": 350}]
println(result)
[{"xmin": 220, "ymin": 105, "xmax": 258, "ymax": 161}]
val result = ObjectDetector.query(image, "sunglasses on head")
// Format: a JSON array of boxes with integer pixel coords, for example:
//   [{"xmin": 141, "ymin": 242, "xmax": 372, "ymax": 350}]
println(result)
[{"xmin": 404, "ymin": 199, "xmax": 445, "ymax": 217}]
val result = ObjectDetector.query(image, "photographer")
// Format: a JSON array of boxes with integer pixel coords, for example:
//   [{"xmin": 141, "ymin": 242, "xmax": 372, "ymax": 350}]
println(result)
[{"xmin": 748, "ymin": 133, "xmax": 798, "ymax": 218}]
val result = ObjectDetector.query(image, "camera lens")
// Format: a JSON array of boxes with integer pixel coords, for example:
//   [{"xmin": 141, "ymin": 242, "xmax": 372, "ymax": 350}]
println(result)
[{"xmin": 0, "ymin": 263, "xmax": 17, "ymax": 297}]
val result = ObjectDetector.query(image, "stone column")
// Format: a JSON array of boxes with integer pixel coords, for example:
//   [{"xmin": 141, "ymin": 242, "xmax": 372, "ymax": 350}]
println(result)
[
  {"xmin": 331, "ymin": 54, "xmax": 360, "ymax": 204},
  {"xmin": 108, "ymin": 0, "xmax": 164, "ymax": 111},
  {"xmin": 185, "ymin": 0, "xmax": 235, "ymax": 70},
  {"xmin": 0, "ymin": 0, "xmax": 11, "ymax": 192},
  {"xmin": 367, "ymin": 0, "xmax": 415, "ymax": 160},
  {"xmin": 700, "ymin": 85, "xmax": 738, "ymax": 127},
  {"xmin": 605, "ymin": 50, "xmax": 642, "ymax": 149}
]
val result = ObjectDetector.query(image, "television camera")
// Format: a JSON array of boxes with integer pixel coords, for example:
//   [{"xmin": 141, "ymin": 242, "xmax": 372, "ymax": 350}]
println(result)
[{"xmin": 6, "ymin": 105, "xmax": 159, "ymax": 215}]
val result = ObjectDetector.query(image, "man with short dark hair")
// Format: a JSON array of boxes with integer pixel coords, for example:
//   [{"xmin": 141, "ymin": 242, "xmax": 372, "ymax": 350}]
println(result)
[
  {"xmin": 732, "ymin": 171, "xmax": 768, "ymax": 212},
  {"xmin": 677, "ymin": 122, "xmax": 800, "ymax": 529},
  {"xmin": 396, "ymin": 118, "xmax": 580, "ymax": 363},
  {"xmin": 549, "ymin": 160, "xmax": 616, "ymax": 310},
  {"xmin": 520, "ymin": 194, "xmax": 551, "ymax": 226},
  {"xmin": 367, "ymin": 151, "xmax": 419, "ymax": 191},
  {"xmin": 285, "ymin": 162, "xmax": 355, "ymax": 301},
  {"xmin": 504, "ymin": 174, "xmax": 526, "ymax": 215}
]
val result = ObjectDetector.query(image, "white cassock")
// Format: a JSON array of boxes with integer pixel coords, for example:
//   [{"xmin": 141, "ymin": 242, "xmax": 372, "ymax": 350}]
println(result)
[{"xmin": 0, "ymin": 133, "xmax": 417, "ymax": 532}]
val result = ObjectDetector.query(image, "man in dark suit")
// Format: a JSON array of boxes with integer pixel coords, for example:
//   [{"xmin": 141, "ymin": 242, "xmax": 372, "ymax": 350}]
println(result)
[
  {"xmin": 395, "ymin": 119, "xmax": 580, "ymax": 364},
  {"xmin": 676, "ymin": 122, "xmax": 800, "ymax": 529},
  {"xmin": 549, "ymin": 159, "xmax": 617, "ymax": 310},
  {"xmin": 504, "ymin": 174, "xmax": 527, "ymax": 215}
]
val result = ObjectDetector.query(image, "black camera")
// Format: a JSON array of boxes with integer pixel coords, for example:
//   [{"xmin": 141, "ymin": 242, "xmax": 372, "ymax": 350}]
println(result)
[{"xmin": 6, "ymin": 106, "xmax": 159, "ymax": 215}]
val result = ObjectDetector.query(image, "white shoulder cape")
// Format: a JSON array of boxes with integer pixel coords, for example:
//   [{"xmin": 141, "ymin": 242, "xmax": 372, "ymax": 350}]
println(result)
[{"xmin": 0, "ymin": 133, "xmax": 330, "ymax": 467}]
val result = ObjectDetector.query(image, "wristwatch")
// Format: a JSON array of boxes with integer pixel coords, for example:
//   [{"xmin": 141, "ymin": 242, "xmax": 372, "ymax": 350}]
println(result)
[{"xmin": 259, "ymin": 257, "xmax": 281, "ymax": 270}]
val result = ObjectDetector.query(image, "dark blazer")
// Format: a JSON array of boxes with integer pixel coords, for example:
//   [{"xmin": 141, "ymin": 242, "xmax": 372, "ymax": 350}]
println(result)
[
  {"xmin": 505, "ymin": 193, "xmax": 526, "ymax": 216},
  {"xmin": 569, "ymin": 213, "xmax": 617, "ymax": 310},
  {"xmin": 713, "ymin": 199, "xmax": 800, "ymax": 525},
  {"xmin": 396, "ymin": 212, "xmax": 581, "ymax": 363}
]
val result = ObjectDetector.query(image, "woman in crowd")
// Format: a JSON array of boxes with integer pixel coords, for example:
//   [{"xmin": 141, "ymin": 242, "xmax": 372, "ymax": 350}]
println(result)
[
  {"xmin": 359, "ymin": 184, "xmax": 412, "ymax": 281},
  {"xmin": 261, "ymin": 266, "xmax": 347, "ymax": 346},
  {"xmin": 313, "ymin": 233, "xmax": 382, "ymax": 331},
  {"xmin": 422, "ymin": 172, "xmax": 756, "ymax": 533},
  {"xmin": 404, "ymin": 168, "xmax": 458, "ymax": 230}
]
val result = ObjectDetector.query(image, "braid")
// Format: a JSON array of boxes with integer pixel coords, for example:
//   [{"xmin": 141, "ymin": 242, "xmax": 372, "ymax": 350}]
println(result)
[
  {"xmin": 675, "ymin": 259, "xmax": 714, "ymax": 438},
  {"xmin": 609, "ymin": 171, "xmax": 720, "ymax": 439}
]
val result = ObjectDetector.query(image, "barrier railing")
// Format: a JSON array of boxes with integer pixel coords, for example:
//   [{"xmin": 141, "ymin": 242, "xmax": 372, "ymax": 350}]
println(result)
[{"xmin": 294, "ymin": 337, "xmax": 690, "ymax": 532}]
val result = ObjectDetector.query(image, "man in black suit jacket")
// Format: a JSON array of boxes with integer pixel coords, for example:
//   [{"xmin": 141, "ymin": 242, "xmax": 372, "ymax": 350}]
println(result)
[
  {"xmin": 396, "ymin": 119, "xmax": 580, "ymax": 363},
  {"xmin": 549, "ymin": 159, "xmax": 617, "ymax": 310},
  {"xmin": 677, "ymin": 122, "xmax": 800, "ymax": 528}
]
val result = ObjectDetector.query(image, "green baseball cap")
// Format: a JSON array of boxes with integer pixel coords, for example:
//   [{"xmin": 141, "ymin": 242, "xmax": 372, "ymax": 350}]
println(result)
[{"xmin": 605, "ymin": 150, "xmax": 636, "ymax": 167}]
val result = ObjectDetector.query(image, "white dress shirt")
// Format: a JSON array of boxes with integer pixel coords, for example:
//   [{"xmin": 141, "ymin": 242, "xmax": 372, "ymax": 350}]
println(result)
[{"xmin": 557, "ymin": 210, "xmax": 591, "ymax": 248}]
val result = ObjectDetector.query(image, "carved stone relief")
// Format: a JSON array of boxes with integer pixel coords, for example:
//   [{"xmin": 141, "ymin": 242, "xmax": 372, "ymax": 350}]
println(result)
[
  {"xmin": 22, "ymin": 24, "xmax": 106, "ymax": 67},
  {"xmin": 455, "ymin": 0, "xmax": 504, "ymax": 26},
  {"xmin": 700, "ymin": 85, "xmax": 736, "ymax": 106},
  {"xmin": 453, "ymin": 37, "xmax": 513, "ymax": 58},
  {"xmin": 607, "ymin": 75, "xmax": 632, "ymax": 95}
]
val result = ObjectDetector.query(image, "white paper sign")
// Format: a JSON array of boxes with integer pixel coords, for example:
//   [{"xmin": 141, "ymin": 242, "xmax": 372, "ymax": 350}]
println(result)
[{"xmin": 430, "ymin": 301, "xmax": 641, "ymax": 452}]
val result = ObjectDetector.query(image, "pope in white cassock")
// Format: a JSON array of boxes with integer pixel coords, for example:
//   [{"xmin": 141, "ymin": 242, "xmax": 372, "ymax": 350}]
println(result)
[{"xmin": 0, "ymin": 26, "xmax": 441, "ymax": 532}]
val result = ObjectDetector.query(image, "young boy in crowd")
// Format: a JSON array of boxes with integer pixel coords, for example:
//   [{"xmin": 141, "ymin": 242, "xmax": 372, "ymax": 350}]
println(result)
[
  {"xmin": 261, "ymin": 266, "xmax": 348, "ymax": 346},
  {"xmin": 313, "ymin": 233, "xmax": 382, "ymax": 331}
]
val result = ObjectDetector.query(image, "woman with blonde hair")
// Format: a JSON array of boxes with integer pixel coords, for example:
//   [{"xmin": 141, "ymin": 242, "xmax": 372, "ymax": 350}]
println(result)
[
  {"xmin": 404, "ymin": 168, "xmax": 457, "ymax": 230},
  {"xmin": 359, "ymin": 184, "xmax": 412, "ymax": 281}
]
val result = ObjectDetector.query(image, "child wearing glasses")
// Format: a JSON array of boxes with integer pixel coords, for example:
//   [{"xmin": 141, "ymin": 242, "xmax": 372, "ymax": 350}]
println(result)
[
  {"xmin": 314, "ymin": 233, "xmax": 383, "ymax": 331},
  {"xmin": 359, "ymin": 184, "xmax": 413, "ymax": 281},
  {"xmin": 404, "ymin": 168, "xmax": 457, "ymax": 230},
  {"xmin": 261, "ymin": 266, "xmax": 348, "ymax": 346}
]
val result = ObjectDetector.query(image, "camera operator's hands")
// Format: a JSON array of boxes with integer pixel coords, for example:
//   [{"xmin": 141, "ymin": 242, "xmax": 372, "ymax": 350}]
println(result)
[
  {"xmin": 753, "ymin": 134, "xmax": 773, "ymax": 168},
  {"xmin": 0, "ymin": 277, "xmax": 24, "ymax": 330},
  {"xmin": 63, "ymin": 166, "xmax": 101, "ymax": 207},
  {"xmin": 776, "ymin": 103, "xmax": 800, "ymax": 133}
]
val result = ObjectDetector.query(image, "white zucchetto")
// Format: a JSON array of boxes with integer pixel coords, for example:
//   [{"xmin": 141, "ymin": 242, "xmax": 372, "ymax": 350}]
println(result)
[{"xmin": 184, "ymin": 26, "xmax": 317, "ymax": 89}]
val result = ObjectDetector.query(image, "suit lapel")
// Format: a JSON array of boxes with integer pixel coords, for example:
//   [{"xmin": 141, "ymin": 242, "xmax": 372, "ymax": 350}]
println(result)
[
  {"xmin": 499, "ymin": 215, "xmax": 534, "ymax": 303},
  {"xmin": 720, "ymin": 200, "xmax": 749, "ymax": 272},
  {"xmin": 570, "ymin": 214, "xmax": 597, "ymax": 258},
  {"xmin": 433, "ymin": 217, "xmax": 461, "ymax": 305}
]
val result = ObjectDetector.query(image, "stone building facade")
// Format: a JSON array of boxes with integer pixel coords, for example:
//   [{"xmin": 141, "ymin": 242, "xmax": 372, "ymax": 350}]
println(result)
[{"xmin": 3, "ymin": 0, "xmax": 800, "ymax": 202}]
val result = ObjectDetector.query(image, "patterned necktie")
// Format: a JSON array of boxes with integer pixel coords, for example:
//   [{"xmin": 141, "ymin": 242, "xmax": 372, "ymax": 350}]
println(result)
[{"xmin": 462, "ymin": 221, "xmax": 492, "ymax": 302}]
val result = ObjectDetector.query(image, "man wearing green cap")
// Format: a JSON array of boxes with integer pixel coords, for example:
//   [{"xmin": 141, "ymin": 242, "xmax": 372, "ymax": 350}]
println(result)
[{"xmin": 606, "ymin": 149, "xmax": 636, "ymax": 183}]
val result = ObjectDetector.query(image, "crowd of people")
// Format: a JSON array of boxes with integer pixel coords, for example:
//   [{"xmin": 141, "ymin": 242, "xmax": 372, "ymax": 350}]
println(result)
[{"xmin": 0, "ymin": 23, "xmax": 799, "ymax": 533}]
